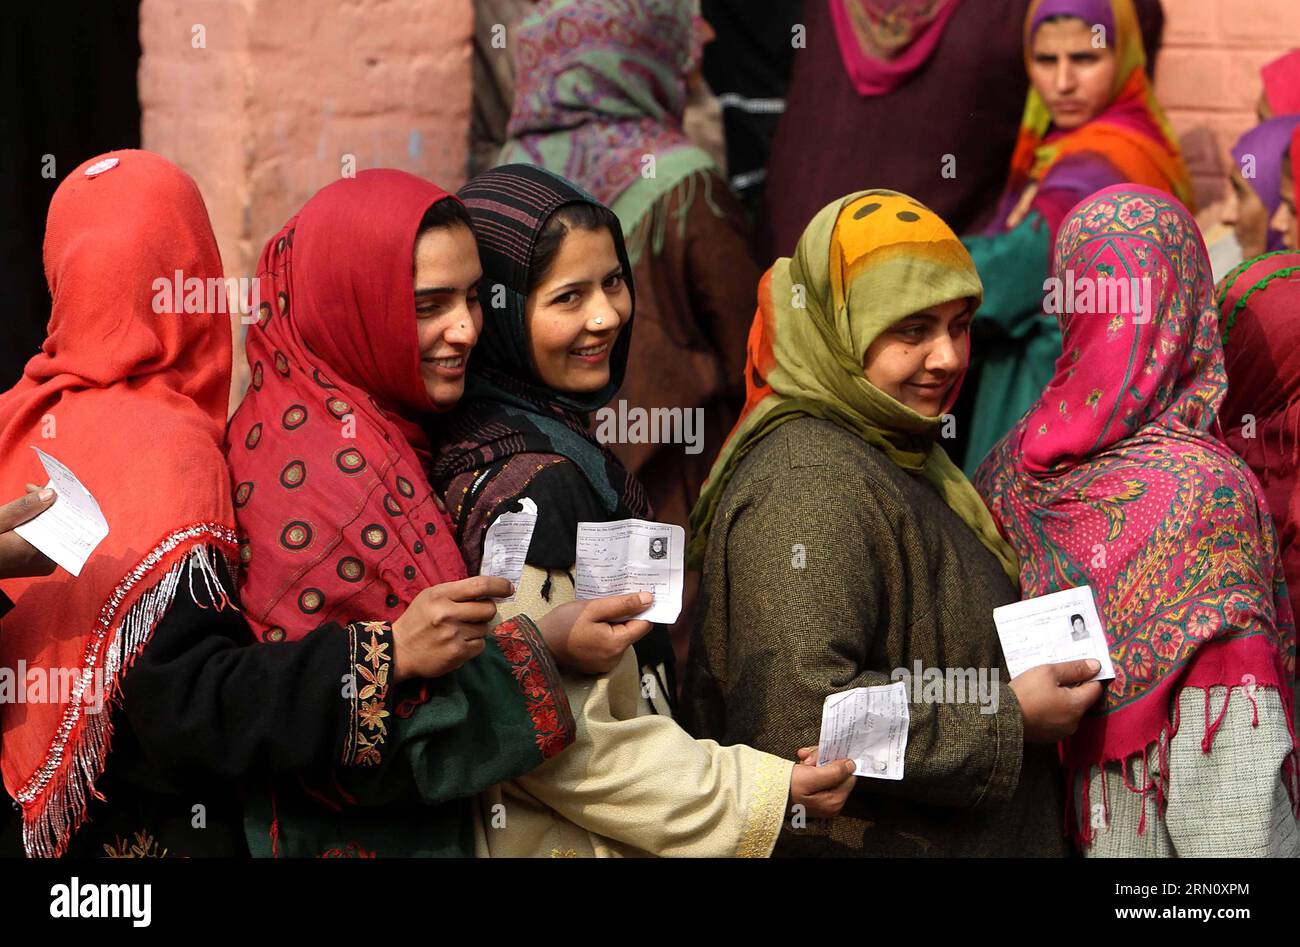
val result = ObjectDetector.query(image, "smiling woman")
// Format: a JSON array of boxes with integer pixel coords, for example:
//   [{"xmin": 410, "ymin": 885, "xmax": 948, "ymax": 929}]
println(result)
[
  {"xmin": 523, "ymin": 203, "xmax": 632, "ymax": 394},
  {"xmin": 682, "ymin": 190, "xmax": 1089, "ymax": 857},
  {"xmin": 412, "ymin": 199, "xmax": 482, "ymax": 409},
  {"xmin": 427, "ymin": 163, "xmax": 859, "ymax": 858},
  {"xmin": 862, "ymin": 298, "xmax": 972, "ymax": 417}
]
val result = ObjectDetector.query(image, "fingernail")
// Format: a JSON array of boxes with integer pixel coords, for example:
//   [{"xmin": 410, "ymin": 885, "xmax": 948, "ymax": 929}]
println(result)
[
  {"xmin": 38, "ymin": 489, "xmax": 54, "ymax": 501},
  {"xmin": 1086, "ymin": 659, "xmax": 1100, "ymax": 672},
  {"xmin": 638, "ymin": 591, "xmax": 652, "ymax": 604}
]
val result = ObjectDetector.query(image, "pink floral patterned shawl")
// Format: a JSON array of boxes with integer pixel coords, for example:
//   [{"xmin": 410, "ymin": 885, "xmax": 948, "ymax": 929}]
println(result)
[{"xmin": 975, "ymin": 185, "xmax": 1297, "ymax": 844}]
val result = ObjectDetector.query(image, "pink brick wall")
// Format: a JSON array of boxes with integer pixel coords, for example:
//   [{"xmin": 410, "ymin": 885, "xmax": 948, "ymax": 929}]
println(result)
[
  {"xmin": 140, "ymin": 0, "xmax": 474, "ymax": 282},
  {"xmin": 137, "ymin": 1, "xmax": 1300, "ymax": 271},
  {"xmin": 1157, "ymin": 0, "xmax": 1300, "ymax": 168}
]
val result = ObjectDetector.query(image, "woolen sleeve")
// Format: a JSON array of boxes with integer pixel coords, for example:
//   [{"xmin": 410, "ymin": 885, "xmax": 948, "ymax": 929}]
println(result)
[
  {"xmin": 116, "ymin": 549, "xmax": 387, "ymax": 786},
  {"xmin": 1165, "ymin": 684, "xmax": 1299, "ymax": 856},
  {"xmin": 718, "ymin": 466, "xmax": 1024, "ymax": 810}
]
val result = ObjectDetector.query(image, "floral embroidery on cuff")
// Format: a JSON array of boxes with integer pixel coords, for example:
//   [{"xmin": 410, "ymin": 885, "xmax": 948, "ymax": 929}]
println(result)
[
  {"xmin": 102, "ymin": 830, "xmax": 168, "ymax": 858},
  {"xmin": 342, "ymin": 620, "xmax": 393, "ymax": 767},
  {"xmin": 494, "ymin": 616, "xmax": 576, "ymax": 758},
  {"xmin": 319, "ymin": 842, "xmax": 376, "ymax": 858}
]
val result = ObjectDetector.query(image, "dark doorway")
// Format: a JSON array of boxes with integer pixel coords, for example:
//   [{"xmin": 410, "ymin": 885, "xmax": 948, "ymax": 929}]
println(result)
[{"xmin": 0, "ymin": 3, "xmax": 141, "ymax": 388}]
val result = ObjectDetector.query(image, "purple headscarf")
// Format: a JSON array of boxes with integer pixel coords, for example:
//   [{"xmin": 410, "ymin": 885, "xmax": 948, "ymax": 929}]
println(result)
[
  {"xmin": 1030, "ymin": 0, "xmax": 1114, "ymax": 35},
  {"xmin": 1232, "ymin": 115, "xmax": 1300, "ymax": 251}
]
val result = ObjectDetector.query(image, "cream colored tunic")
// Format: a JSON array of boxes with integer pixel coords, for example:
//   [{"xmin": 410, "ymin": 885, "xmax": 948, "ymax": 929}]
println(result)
[{"xmin": 472, "ymin": 565, "xmax": 794, "ymax": 857}]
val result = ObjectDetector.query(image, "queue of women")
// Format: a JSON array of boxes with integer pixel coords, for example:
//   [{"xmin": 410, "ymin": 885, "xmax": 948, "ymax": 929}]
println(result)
[{"xmin": 0, "ymin": 0, "xmax": 1295, "ymax": 859}]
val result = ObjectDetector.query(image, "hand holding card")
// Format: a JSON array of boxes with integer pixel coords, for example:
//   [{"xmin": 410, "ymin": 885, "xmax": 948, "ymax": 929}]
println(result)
[
  {"xmin": 994, "ymin": 585, "xmax": 1111, "ymax": 743},
  {"xmin": 11, "ymin": 447, "xmax": 110, "ymax": 577},
  {"xmin": 0, "ymin": 485, "xmax": 59, "ymax": 580},
  {"xmin": 992, "ymin": 585, "xmax": 1115, "ymax": 682},
  {"xmin": 815, "ymin": 681, "xmax": 909, "ymax": 780},
  {"xmin": 573, "ymin": 519, "xmax": 684, "ymax": 623},
  {"xmin": 479, "ymin": 497, "xmax": 539, "ymax": 602}
]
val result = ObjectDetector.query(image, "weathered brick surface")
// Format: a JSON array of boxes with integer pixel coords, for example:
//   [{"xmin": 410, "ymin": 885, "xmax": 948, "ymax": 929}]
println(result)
[
  {"xmin": 137, "ymin": 0, "xmax": 1300, "ymax": 266},
  {"xmin": 1156, "ymin": 1, "xmax": 1300, "ymax": 175},
  {"xmin": 141, "ymin": 0, "xmax": 473, "ymax": 280}
]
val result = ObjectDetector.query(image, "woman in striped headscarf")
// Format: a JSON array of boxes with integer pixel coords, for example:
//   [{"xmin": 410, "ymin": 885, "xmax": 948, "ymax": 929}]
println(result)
[
  {"xmin": 501, "ymin": 0, "xmax": 760, "ymax": 669},
  {"xmin": 430, "ymin": 162, "xmax": 858, "ymax": 858}
]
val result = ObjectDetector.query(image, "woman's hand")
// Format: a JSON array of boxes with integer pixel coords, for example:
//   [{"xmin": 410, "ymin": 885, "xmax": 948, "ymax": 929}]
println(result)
[
  {"xmin": 389, "ymin": 575, "xmax": 512, "ymax": 683},
  {"xmin": 1006, "ymin": 182, "xmax": 1039, "ymax": 229},
  {"xmin": 535, "ymin": 592, "xmax": 654, "ymax": 674},
  {"xmin": 1009, "ymin": 659, "xmax": 1104, "ymax": 743},
  {"xmin": 790, "ymin": 748, "xmax": 856, "ymax": 819},
  {"xmin": 0, "ymin": 485, "xmax": 57, "ymax": 580}
]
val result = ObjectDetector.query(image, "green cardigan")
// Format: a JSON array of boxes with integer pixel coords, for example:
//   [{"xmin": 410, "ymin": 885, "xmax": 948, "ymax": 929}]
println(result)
[{"xmin": 681, "ymin": 417, "xmax": 1070, "ymax": 857}]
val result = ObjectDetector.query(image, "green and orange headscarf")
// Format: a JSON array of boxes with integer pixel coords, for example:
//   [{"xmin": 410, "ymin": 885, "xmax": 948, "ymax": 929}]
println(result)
[{"xmin": 688, "ymin": 190, "xmax": 1019, "ymax": 584}]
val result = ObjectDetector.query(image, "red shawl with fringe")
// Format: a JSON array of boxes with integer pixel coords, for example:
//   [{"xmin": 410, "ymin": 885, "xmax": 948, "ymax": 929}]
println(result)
[{"xmin": 0, "ymin": 150, "xmax": 237, "ymax": 857}]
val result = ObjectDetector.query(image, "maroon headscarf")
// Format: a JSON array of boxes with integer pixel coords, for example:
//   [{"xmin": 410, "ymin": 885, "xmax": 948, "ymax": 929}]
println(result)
[
  {"xmin": 225, "ymin": 171, "xmax": 469, "ymax": 640},
  {"xmin": 1218, "ymin": 251, "xmax": 1300, "ymax": 628}
]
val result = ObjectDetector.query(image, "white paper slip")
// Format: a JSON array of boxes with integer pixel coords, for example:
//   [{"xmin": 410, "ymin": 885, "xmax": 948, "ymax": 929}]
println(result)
[
  {"xmin": 992, "ymin": 585, "xmax": 1116, "ymax": 682},
  {"xmin": 816, "ymin": 681, "xmax": 909, "ymax": 780},
  {"xmin": 12, "ymin": 447, "xmax": 109, "ymax": 577},
  {"xmin": 573, "ymin": 518, "xmax": 684, "ymax": 624},
  {"xmin": 479, "ymin": 497, "xmax": 538, "ymax": 602}
]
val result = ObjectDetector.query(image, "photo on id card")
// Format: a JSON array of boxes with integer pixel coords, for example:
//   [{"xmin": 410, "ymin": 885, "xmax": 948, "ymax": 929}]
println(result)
[{"xmin": 991, "ymin": 585, "xmax": 1116, "ymax": 682}]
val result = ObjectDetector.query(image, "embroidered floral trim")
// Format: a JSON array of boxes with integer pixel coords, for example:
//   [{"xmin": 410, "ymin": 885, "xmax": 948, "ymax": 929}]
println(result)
[
  {"xmin": 319, "ymin": 842, "xmax": 376, "ymax": 858},
  {"xmin": 493, "ymin": 616, "xmax": 575, "ymax": 758},
  {"xmin": 342, "ymin": 620, "xmax": 394, "ymax": 767},
  {"xmin": 736, "ymin": 753, "xmax": 794, "ymax": 858},
  {"xmin": 102, "ymin": 829, "xmax": 169, "ymax": 858}
]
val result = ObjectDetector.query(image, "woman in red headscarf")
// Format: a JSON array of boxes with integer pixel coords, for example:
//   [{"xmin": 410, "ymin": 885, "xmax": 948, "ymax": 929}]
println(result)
[
  {"xmin": 0, "ymin": 152, "xmax": 593, "ymax": 859},
  {"xmin": 0, "ymin": 151, "xmax": 301, "ymax": 856},
  {"xmin": 224, "ymin": 169, "xmax": 658, "ymax": 857},
  {"xmin": 977, "ymin": 186, "xmax": 1296, "ymax": 856}
]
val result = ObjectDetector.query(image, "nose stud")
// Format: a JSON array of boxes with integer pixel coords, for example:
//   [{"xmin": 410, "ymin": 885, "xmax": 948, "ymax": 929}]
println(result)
[{"xmin": 594, "ymin": 317, "xmax": 605, "ymax": 325}]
